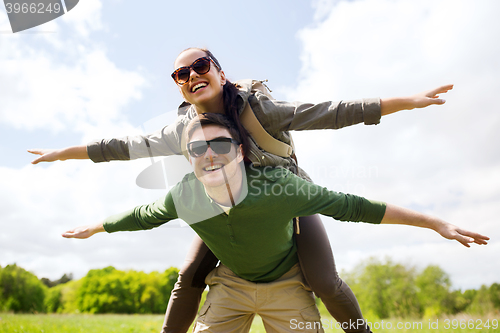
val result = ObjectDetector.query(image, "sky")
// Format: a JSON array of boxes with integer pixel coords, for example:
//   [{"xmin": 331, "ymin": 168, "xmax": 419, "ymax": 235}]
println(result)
[{"xmin": 0, "ymin": 0, "xmax": 499, "ymax": 291}]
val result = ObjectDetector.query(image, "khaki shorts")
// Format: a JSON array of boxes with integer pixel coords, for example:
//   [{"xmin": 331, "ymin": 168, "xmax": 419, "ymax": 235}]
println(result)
[{"xmin": 194, "ymin": 264, "xmax": 324, "ymax": 333}]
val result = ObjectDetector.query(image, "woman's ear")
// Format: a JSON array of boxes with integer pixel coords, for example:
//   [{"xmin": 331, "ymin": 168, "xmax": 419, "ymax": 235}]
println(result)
[
  {"xmin": 179, "ymin": 86, "xmax": 188, "ymax": 102},
  {"xmin": 219, "ymin": 70, "xmax": 226, "ymax": 86}
]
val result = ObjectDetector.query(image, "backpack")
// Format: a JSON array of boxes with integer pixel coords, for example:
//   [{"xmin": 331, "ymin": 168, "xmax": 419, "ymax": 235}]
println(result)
[
  {"xmin": 236, "ymin": 79, "xmax": 294, "ymax": 158},
  {"xmin": 179, "ymin": 79, "xmax": 294, "ymax": 160}
]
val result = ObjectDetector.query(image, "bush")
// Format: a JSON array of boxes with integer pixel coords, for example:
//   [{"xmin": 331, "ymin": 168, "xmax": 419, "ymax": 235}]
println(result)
[
  {"xmin": 76, "ymin": 266, "xmax": 179, "ymax": 314},
  {"xmin": 344, "ymin": 257, "xmax": 420, "ymax": 319},
  {"xmin": 415, "ymin": 265, "xmax": 452, "ymax": 317},
  {"xmin": 0, "ymin": 264, "xmax": 47, "ymax": 313},
  {"xmin": 467, "ymin": 285, "xmax": 496, "ymax": 315},
  {"xmin": 490, "ymin": 283, "xmax": 500, "ymax": 310},
  {"xmin": 44, "ymin": 284, "xmax": 64, "ymax": 313}
]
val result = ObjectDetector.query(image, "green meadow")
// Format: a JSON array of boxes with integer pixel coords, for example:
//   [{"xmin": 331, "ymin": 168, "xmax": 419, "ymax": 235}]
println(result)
[
  {"xmin": 1, "ymin": 311, "xmax": 498, "ymax": 333},
  {"xmin": 2, "ymin": 261, "xmax": 498, "ymax": 332}
]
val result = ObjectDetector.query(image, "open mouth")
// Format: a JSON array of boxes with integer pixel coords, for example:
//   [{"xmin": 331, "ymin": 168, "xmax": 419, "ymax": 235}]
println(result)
[
  {"xmin": 203, "ymin": 164, "xmax": 223, "ymax": 172},
  {"xmin": 191, "ymin": 82, "xmax": 208, "ymax": 93}
]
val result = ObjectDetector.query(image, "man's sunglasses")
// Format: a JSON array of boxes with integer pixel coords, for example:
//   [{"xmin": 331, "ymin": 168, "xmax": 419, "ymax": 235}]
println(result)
[
  {"xmin": 187, "ymin": 138, "xmax": 240, "ymax": 157},
  {"xmin": 171, "ymin": 57, "xmax": 220, "ymax": 86}
]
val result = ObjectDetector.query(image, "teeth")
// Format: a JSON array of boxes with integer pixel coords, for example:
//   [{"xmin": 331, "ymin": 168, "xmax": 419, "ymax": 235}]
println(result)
[
  {"xmin": 204, "ymin": 164, "xmax": 223, "ymax": 171},
  {"xmin": 192, "ymin": 83, "xmax": 207, "ymax": 92}
]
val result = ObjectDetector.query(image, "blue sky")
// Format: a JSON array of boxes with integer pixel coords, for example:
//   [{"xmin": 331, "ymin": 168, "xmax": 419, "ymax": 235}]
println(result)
[{"xmin": 1, "ymin": 0, "xmax": 499, "ymax": 290}]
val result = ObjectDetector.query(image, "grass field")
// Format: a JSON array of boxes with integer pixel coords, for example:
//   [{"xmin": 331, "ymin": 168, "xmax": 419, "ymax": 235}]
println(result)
[{"xmin": 1, "ymin": 312, "xmax": 499, "ymax": 333}]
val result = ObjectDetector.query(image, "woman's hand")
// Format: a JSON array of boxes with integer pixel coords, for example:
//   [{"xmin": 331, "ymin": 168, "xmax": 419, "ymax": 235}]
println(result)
[
  {"xmin": 28, "ymin": 145, "xmax": 89, "ymax": 164},
  {"xmin": 28, "ymin": 149, "xmax": 64, "ymax": 164},
  {"xmin": 381, "ymin": 84, "xmax": 454, "ymax": 116},
  {"xmin": 408, "ymin": 84, "xmax": 454, "ymax": 109}
]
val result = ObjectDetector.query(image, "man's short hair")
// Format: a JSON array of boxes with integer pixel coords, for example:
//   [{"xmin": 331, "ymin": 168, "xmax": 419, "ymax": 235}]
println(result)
[{"xmin": 186, "ymin": 113, "xmax": 244, "ymax": 149}]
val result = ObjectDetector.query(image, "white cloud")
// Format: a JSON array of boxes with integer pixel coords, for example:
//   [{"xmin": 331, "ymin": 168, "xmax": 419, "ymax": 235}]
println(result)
[
  {"xmin": 0, "ymin": 160, "xmax": 194, "ymax": 280},
  {"xmin": 1, "ymin": 0, "xmax": 498, "ymax": 290},
  {"xmin": 0, "ymin": 0, "xmax": 145, "ymax": 136},
  {"xmin": 0, "ymin": 0, "xmax": 181, "ymax": 281},
  {"xmin": 61, "ymin": 0, "xmax": 104, "ymax": 37},
  {"xmin": 283, "ymin": 0, "xmax": 500, "ymax": 289},
  {"xmin": 0, "ymin": 47, "xmax": 145, "ymax": 134}
]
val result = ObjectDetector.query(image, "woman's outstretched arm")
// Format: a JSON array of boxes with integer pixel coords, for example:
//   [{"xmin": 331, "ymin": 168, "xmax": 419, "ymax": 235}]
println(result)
[
  {"xmin": 28, "ymin": 146, "xmax": 89, "ymax": 164},
  {"xmin": 380, "ymin": 84, "xmax": 454, "ymax": 116}
]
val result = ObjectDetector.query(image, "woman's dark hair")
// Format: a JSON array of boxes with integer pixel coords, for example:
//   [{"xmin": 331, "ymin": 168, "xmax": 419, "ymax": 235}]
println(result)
[{"xmin": 178, "ymin": 48, "xmax": 250, "ymax": 156}]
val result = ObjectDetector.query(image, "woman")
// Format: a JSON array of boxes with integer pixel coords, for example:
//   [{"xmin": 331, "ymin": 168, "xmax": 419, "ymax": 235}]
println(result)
[{"xmin": 29, "ymin": 47, "xmax": 453, "ymax": 333}]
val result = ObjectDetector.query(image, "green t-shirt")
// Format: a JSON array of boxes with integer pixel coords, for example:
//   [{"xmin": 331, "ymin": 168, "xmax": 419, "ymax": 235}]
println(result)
[{"xmin": 104, "ymin": 165, "xmax": 386, "ymax": 282}]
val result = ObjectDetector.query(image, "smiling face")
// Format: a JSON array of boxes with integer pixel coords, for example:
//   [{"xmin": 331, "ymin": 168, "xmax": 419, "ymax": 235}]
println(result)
[
  {"xmin": 173, "ymin": 49, "xmax": 226, "ymax": 112},
  {"xmin": 188, "ymin": 125, "xmax": 243, "ymax": 189}
]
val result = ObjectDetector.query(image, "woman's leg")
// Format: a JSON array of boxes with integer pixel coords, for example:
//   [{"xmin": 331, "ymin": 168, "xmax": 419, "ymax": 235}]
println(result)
[
  {"xmin": 295, "ymin": 215, "xmax": 371, "ymax": 333},
  {"xmin": 161, "ymin": 235, "xmax": 219, "ymax": 333}
]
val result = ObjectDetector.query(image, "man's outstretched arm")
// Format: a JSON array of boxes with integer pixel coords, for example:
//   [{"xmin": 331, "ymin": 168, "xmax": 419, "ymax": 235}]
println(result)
[
  {"xmin": 381, "ymin": 203, "xmax": 489, "ymax": 247},
  {"xmin": 62, "ymin": 222, "xmax": 105, "ymax": 239}
]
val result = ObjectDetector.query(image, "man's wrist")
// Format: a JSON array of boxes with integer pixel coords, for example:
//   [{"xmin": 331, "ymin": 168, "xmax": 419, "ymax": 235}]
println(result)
[{"xmin": 92, "ymin": 223, "xmax": 106, "ymax": 235}]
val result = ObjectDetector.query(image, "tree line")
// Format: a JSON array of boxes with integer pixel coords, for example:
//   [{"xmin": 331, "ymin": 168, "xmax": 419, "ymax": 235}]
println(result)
[
  {"xmin": 343, "ymin": 257, "xmax": 500, "ymax": 318},
  {"xmin": 0, "ymin": 264, "xmax": 178, "ymax": 314},
  {"xmin": 1, "ymin": 259, "xmax": 498, "ymax": 317}
]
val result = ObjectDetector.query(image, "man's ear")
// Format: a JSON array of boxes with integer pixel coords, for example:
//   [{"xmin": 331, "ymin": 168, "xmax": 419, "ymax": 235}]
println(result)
[{"xmin": 236, "ymin": 144, "xmax": 244, "ymax": 163}]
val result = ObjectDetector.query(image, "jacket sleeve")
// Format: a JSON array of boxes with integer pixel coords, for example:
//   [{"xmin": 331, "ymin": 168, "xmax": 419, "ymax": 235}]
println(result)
[
  {"xmin": 249, "ymin": 91, "xmax": 381, "ymax": 133},
  {"xmin": 87, "ymin": 117, "xmax": 186, "ymax": 163}
]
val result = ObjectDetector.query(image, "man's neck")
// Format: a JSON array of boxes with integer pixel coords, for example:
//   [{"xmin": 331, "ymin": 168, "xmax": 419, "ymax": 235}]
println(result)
[{"xmin": 204, "ymin": 167, "xmax": 244, "ymax": 207}]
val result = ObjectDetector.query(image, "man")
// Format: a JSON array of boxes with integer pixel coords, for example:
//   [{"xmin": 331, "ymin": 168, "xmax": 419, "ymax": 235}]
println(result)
[{"xmin": 64, "ymin": 113, "xmax": 488, "ymax": 332}]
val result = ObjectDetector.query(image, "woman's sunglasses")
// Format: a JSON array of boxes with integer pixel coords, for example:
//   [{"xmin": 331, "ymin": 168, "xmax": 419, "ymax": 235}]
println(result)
[
  {"xmin": 171, "ymin": 57, "xmax": 220, "ymax": 86},
  {"xmin": 187, "ymin": 138, "xmax": 240, "ymax": 157}
]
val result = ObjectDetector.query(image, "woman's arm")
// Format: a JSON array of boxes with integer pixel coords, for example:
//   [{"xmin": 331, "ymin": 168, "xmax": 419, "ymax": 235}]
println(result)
[
  {"xmin": 28, "ymin": 117, "xmax": 186, "ymax": 164},
  {"xmin": 256, "ymin": 84, "xmax": 454, "ymax": 133},
  {"xmin": 381, "ymin": 203, "xmax": 489, "ymax": 247},
  {"xmin": 380, "ymin": 84, "xmax": 453, "ymax": 116},
  {"xmin": 28, "ymin": 146, "xmax": 89, "ymax": 164}
]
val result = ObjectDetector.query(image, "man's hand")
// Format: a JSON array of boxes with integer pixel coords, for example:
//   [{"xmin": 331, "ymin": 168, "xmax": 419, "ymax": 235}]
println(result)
[
  {"xmin": 381, "ymin": 203, "xmax": 489, "ymax": 247},
  {"xmin": 62, "ymin": 223, "xmax": 105, "ymax": 239},
  {"xmin": 435, "ymin": 222, "xmax": 490, "ymax": 248}
]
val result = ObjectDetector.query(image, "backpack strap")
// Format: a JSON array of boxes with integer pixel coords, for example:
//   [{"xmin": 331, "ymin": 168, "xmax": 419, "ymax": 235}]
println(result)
[
  {"xmin": 179, "ymin": 80, "xmax": 294, "ymax": 159},
  {"xmin": 238, "ymin": 80, "xmax": 294, "ymax": 158},
  {"xmin": 180, "ymin": 125, "xmax": 189, "ymax": 160},
  {"xmin": 240, "ymin": 97, "xmax": 293, "ymax": 158}
]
